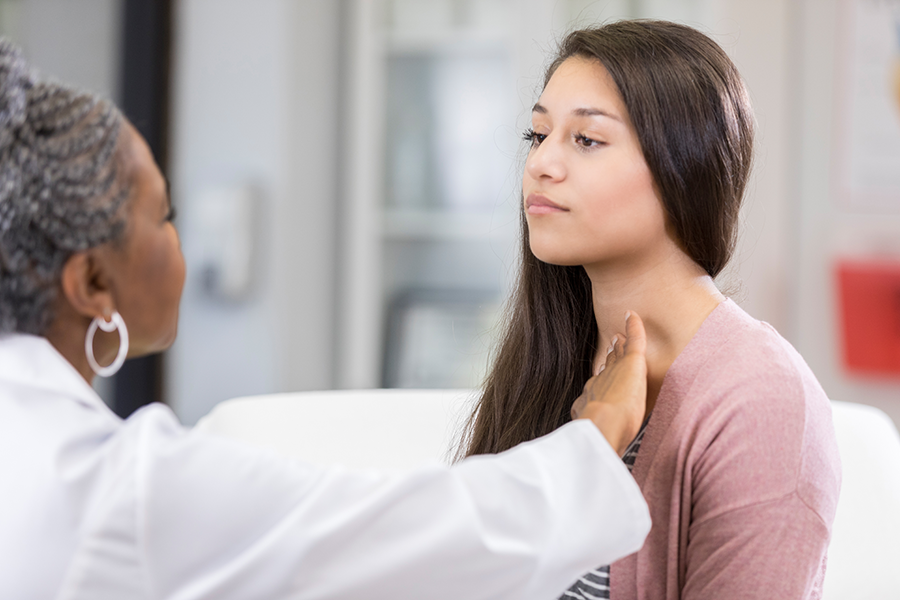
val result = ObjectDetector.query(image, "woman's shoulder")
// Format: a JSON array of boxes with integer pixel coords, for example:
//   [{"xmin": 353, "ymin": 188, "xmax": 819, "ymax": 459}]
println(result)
[
  {"xmin": 657, "ymin": 299, "xmax": 834, "ymax": 452},
  {"xmin": 659, "ymin": 301, "xmax": 841, "ymax": 522},
  {"xmin": 688, "ymin": 299, "xmax": 824, "ymax": 401}
]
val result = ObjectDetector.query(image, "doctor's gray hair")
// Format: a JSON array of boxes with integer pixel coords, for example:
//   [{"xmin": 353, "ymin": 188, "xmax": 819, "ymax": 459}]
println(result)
[{"xmin": 0, "ymin": 39, "xmax": 130, "ymax": 335}]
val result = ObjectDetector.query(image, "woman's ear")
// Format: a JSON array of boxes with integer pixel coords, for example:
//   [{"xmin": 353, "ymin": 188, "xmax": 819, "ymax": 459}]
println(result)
[{"xmin": 59, "ymin": 251, "xmax": 115, "ymax": 320}]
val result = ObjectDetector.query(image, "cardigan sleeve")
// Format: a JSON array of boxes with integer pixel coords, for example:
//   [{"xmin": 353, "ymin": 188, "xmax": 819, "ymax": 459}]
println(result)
[
  {"xmin": 682, "ymin": 494, "xmax": 830, "ymax": 599},
  {"xmin": 679, "ymin": 355, "xmax": 840, "ymax": 600}
]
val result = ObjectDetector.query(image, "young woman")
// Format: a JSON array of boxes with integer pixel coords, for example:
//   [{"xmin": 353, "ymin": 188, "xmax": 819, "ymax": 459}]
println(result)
[{"xmin": 462, "ymin": 20, "xmax": 841, "ymax": 600}]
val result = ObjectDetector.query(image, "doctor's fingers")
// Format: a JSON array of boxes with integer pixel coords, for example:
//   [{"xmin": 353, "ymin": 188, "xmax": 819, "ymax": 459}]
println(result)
[
  {"xmin": 595, "ymin": 334, "xmax": 623, "ymax": 377},
  {"xmin": 622, "ymin": 311, "xmax": 647, "ymax": 358}
]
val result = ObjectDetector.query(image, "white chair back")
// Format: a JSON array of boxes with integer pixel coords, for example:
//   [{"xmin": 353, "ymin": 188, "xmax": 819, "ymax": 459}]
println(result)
[
  {"xmin": 823, "ymin": 400, "xmax": 900, "ymax": 599},
  {"xmin": 198, "ymin": 392, "xmax": 900, "ymax": 596},
  {"xmin": 194, "ymin": 389, "xmax": 477, "ymax": 470}
]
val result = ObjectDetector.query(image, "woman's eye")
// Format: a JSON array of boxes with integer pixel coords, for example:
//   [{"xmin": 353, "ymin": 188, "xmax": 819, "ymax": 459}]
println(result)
[
  {"xmin": 523, "ymin": 128, "xmax": 546, "ymax": 147},
  {"xmin": 575, "ymin": 134, "xmax": 603, "ymax": 148},
  {"xmin": 165, "ymin": 206, "xmax": 177, "ymax": 223}
]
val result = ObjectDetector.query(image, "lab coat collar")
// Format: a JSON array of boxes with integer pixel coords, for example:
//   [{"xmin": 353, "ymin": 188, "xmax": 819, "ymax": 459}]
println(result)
[{"xmin": 0, "ymin": 333, "xmax": 117, "ymax": 419}]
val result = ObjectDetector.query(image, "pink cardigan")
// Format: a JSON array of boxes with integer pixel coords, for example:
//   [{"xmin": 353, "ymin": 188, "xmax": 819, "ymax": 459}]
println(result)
[{"xmin": 611, "ymin": 300, "xmax": 841, "ymax": 599}]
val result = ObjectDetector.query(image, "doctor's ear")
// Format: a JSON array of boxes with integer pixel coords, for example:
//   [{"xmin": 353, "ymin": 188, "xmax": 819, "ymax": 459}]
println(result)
[{"xmin": 59, "ymin": 251, "xmax": 116, "ymax": 320}]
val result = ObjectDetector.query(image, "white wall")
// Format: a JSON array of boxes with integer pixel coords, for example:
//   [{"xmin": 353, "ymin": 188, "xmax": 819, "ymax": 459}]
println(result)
[
  {"xmin": 167, "ymin": 0, "xmax": 342, "ymax": 424},
  {"xmin": 705, "ymin": 0, "xmax": 794, "ymax": 339},
  {"xmin": 0, "ymin": 0, "xmax": 122, "ymax": 102},
  {"xmin": 678, "ymin": 0, "xmax": 900, "ymax": 428},
  {"xmin": 793, "ymin": 0, "xmax": 900, "ymax": 427},
  {"xmin": 690, "ymin": 0, "xmax": 900, "ymax": 428}
]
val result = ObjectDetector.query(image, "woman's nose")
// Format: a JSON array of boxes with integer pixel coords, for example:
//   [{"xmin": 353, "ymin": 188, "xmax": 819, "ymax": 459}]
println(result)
[{"xmin": 525, "ymin": 136, "xmax": 566, "ymax": 182}]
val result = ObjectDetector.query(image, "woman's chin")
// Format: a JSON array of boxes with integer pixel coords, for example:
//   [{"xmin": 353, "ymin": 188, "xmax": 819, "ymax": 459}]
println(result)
[{"xmin": 529, "ymin": 244, "xmax": 584, "ymax": 267}]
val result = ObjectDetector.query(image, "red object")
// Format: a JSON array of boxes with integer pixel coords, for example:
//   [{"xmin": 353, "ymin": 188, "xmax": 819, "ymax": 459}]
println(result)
[{"xmin": 836, "ymin": 260, "xmax": 900, "ymax": 376}]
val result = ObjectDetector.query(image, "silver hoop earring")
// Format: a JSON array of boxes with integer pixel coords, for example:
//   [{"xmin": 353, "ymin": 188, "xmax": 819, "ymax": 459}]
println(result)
[{"xmin": 85, "ymin": 311, "xmax": 129, "ymax": 377}]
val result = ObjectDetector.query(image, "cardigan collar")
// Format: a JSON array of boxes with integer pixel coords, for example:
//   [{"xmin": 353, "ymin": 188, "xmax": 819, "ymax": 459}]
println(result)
[{"xmin": 630, "ymin": 298, "xmax": 748, "ymax": 486}]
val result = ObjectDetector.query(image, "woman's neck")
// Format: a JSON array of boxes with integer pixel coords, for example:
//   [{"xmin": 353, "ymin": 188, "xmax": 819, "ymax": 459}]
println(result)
[{"xmin": 585, "ymin": 245, "xmax": 724, "ymax": 414}]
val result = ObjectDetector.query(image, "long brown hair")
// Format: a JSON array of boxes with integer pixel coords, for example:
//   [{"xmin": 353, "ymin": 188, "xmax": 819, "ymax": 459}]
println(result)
[{"xmin": 462, "ymin": 20, "xmax": 755, "ymax": 457}]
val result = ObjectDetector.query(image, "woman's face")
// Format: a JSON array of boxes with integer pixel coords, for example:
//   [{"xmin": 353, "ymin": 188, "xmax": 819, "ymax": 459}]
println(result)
[
  {"xmin": 99, "ymin": 123, "xmax": 186, "ymax": 356},
  {"xmin": 523, "ymin": 57, "xmax": 669, "ymax": 272}
]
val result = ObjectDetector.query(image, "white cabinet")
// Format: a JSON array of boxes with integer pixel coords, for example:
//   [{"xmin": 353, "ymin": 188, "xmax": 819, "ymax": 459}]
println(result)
[{"xmin": 339, "ymin": 1, "xmax": 516, "ymax": 389}]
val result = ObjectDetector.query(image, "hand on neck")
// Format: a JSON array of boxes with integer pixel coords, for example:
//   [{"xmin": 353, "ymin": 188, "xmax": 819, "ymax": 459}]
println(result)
[{"xmin": 586, "ymin": 245, "xmax": 724, "ymax": 411}]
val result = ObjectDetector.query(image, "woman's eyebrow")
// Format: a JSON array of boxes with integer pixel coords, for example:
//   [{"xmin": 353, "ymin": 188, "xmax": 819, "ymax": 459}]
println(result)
[
  {"xmin": 532, "ymin": 102, "xmax": 623, "ymax": 123},
  {"xmin": 572, "ymin": 107, "xmax": 623, "ymax": 122}
]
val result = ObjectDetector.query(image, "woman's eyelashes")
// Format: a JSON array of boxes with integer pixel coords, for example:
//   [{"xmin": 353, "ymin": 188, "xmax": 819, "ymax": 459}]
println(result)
[
  {"xmin": 523, "ymin": 128, "xmax": 546, "ymax": 147},
  {"xmin": 575, "ymin": 133, "xmax": 606, "ymax": 149},
  {"xmin": 164, "ymin": 205, "xmax": 177, "ymax": 223},
  {"xmin": 522, "ymin": 128, "xmax": 606, "ymax": 151}
]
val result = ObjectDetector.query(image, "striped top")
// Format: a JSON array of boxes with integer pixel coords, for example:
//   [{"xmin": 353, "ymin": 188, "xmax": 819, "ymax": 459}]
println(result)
[{"xmin": 559, "ymin": 420, "xmax": 648, "ymax": 600}]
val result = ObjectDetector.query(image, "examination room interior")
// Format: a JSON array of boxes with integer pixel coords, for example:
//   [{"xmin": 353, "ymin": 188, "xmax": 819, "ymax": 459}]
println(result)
[{"xmin": 1, "ymin": 0, "xmax": 898, "ymax": 433}]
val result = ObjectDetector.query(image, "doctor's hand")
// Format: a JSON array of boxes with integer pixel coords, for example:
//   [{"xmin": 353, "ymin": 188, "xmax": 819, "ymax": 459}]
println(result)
[{"xmin": 572, "ymin": 311, "xmax": 648, "ymax": 457}]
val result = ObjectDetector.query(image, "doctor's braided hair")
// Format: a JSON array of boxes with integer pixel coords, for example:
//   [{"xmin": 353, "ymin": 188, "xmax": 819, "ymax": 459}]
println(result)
[{"xmin": 0, "ymin": 39, "xmax": 130, "ymax": 335}]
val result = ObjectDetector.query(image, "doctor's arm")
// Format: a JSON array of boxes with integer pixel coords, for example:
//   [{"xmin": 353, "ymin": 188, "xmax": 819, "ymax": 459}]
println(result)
[
  {"xmin": 139, "ymin": 419, "xmax": 648, "ymax": 600},
  {"xmin": 137, "ymin": 316, "xmax": 650, "ymax": 600}
]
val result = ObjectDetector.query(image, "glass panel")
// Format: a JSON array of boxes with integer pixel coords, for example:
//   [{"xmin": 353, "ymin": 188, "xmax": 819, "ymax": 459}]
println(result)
[
  {"xmin": 385, "ymin": 50, "xmax": 512, "ymax": 211},
  {"xmin": 380, "ymin": 1, "xmax": 516, "ymax": 387},
  {"xmin": 384, "ymin": 289, "xmax": 500, "ymax": 388},
  {"xmin": 386, "ymin": 55, "xmax": 439, "ymax": 209}
]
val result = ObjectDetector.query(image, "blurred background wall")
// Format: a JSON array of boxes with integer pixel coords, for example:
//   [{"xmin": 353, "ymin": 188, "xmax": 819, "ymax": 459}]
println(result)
[{"xmin": 1, "ymin": 0, "xmax": 898, "ymax": 428}]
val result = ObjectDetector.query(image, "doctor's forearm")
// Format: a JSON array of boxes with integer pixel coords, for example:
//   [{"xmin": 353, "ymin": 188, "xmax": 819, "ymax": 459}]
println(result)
[
  {"xmin": 139, "ymin": 413, "xmax": 649, "ymax": 600},
  {"xmin": 268, "ymin": 421, "xmax": 651, "ymax": 600}
]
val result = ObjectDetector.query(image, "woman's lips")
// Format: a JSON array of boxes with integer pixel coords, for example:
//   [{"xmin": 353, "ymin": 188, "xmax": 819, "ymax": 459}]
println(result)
[{"xmin": 525, "ymin": 194, "xmax": 568, "ymax": 215}]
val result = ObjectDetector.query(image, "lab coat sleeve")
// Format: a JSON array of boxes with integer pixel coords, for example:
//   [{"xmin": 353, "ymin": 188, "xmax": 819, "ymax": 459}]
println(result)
[{"xmin": 135, "ymin": 406, "xmax": 649, "ymax": 600}]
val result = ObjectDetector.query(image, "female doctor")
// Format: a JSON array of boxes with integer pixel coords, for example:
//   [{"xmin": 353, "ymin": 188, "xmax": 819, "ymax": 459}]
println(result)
[{"xmin": 0, "ymin": 40, "xmax": 650, "ymax": 600}]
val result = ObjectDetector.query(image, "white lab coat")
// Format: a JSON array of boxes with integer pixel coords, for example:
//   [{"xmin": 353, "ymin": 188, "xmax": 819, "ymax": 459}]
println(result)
[{"xmin": 0, "ymin": 334, "xmax": 650, "ymax": 600}]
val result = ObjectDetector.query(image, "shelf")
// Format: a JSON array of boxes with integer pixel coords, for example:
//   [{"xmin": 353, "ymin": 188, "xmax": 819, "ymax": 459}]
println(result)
[{"xmin": 382, "ymin": 208, "xmax": 518, "ymax": 241}]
